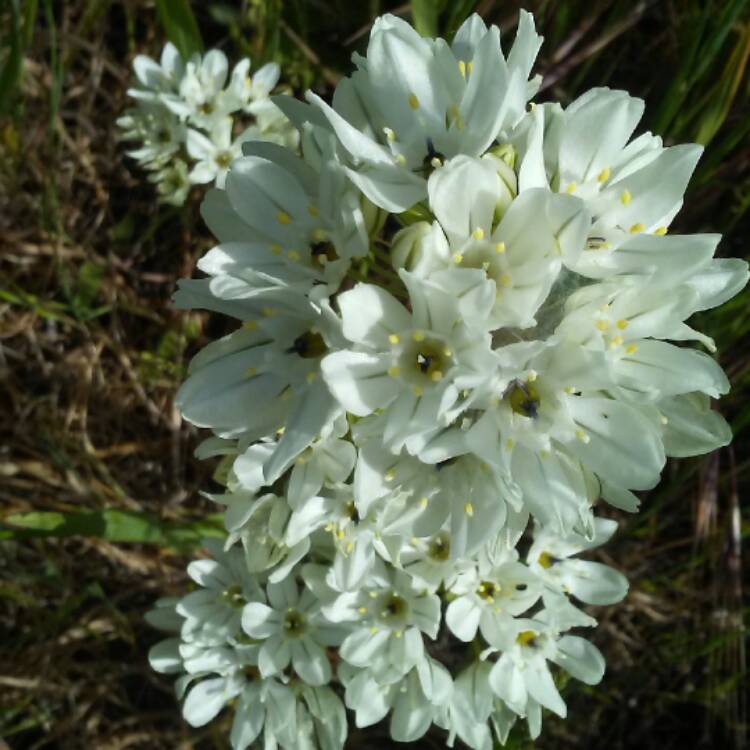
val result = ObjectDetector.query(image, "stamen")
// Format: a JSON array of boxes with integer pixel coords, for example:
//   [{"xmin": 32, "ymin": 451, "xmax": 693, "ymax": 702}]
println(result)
[
  {"xmin": 597, "ymin": 167, "xmax": 611, "ymax": 182},
  {"xmin": 495, "ymin": 241, "xmax": 506, "ymax": 253},
  {"xmin": 276, "ymin": 210, "xmax": 292, "ymax": 225},
  {"xmin": 408, "ymin": 93, "xmax": 420, "ymax": 110},
  {"xmin": 620, "ymin": 190, "xmax": 632, "ymax": 205},
  {"xmin": 472, "ymin": 227, "xmax": 485, "ymax": 240}
]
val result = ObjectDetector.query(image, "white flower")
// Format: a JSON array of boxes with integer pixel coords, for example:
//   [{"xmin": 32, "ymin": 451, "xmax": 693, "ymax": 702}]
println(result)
[
  {"xmin": 149, "ymin": 158, "xmax": 190, "ymax": 205},
  {"xmin": 445, "ymin": 554, "xmax": 541, "ymax": 641},
  {"xmin": 326, "ymin": 564, "xmax": 441, "ymax": 683},
  {"xmin": 241, "ymin": 576, "xmax": 344, "ymax": 685},
  {"xmin": 128, "ymin": 42, "xmax": 186, "ymax": 102},
  {"xmin": 527, "ymin": 517, "xmax": 629, "ymax": 605},
  {"xmin": 186, "ymin": 117, "xmax": 252, "ymax": 187},
  {"xmin": 176, "ymin": 539, "xmax": 264, "ymax": 645},
  {"xmin": 302, "ymin": 12, "xmax": 542, "ymax": 211},
  {"xmin": 486, "ymin": 618, "xmax": 605, "ymax": 719},
  {"xmin": 341, "ymin": 656, "xmax": 452, "ymax": 741}
]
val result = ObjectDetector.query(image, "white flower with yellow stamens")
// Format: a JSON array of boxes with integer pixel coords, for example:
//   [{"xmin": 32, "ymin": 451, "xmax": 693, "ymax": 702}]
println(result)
[{"xmin": 299, "ymin": 12, "xmax": 541, "ymax": 211}]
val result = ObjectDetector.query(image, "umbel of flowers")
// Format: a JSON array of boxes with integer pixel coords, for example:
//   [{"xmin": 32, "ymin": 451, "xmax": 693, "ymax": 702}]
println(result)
[
  {"xmin": 118, "ymin": 43, "xmax": 298, "ymax": 205},
  {"xmin": 147, "ymin": 12, "xmax": 748, "ymax": 749}
]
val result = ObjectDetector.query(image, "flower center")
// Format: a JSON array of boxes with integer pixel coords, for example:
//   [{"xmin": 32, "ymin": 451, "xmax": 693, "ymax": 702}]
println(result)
[
  {"xmin": 507, "ymin": 379, "xmax": 540, "ymax": 418},
  {"xmin": 378, "ymin": 593, "xmax": 409, "ymax": 625},
  {"xmin": 516, "ymin": 630, "xmax": 538, "ymax": 648},
  {"xmin": 215, "ymin": 151, "xmax": 232, "ymax": 169},
  {"xmin": 476, "ymin": 580, "xmax": 501, "ymax": 601},
  {"xmin": 427, "ymin": 532, "xmax": 450, "ymax": 562},
  {"xmin": 399, "ymin": 334, "xmax": 453, "ymax": 386},
  {"xmin": 221, "ymin": 584, "xmax": 245, "ymax": 608},
  {"xmin": 199, "ymin": 101, "xmax": 215, "ymax": 115},
  {"xmin": 290, "ymin": 330, "xmax": 327, "ymax": 359},
  {"xmin": 283, "ymin": 609, "xmax": 307, "ymax": 637}
]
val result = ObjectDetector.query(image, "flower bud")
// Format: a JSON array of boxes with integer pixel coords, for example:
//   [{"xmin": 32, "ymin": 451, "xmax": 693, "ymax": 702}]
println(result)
[
  {"xmin": 360, "ymin": 194, "xmax": 388, "ymax": 236},
  {"xmin": 483, "ymin": 145, "xmax": 519, "ymax": 226},
  {"xmin": 391, "ymin": 221, "xmax": 432, "ymax": 272}
]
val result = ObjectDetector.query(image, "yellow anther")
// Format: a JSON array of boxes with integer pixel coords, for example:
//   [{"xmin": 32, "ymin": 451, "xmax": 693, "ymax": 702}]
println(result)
[
  {"xmin": 458, "ymin": 60, "xmax": 466, "ymax": 77},
  {"xmin": 244, "ymin": 367, "xmax": 257, "ymax": 378},
  {"xmin": 387, "ymin": 366, "xmax": 400, "ymax": 378},
  {"xmin": 408, "ymin": 93, "xmax": 420, "ymax": 110},
  {"xmin": 388, "ymin": 334, "xmax": 400, "ymax": 345},
  {"xmin": 305, "ymin": 371, "xmax": 317, "ymax": 383},
  {"xmin": 394, "ymin": 630, "xmax": 403, "ymax": 639},
  {"xmin": 597, "ymin": 167, "xmax": 611, "ymax": 183},
  {"xmin": 616, "ymin": 319, "xmax": 628, "ymax": 330},
  {"xmin": 383, "ymin": 127, "xmax": 396, "ymax": 141},
  {"xmin": 472, "ymin": 227, "xmax": 485, "ymax": 240},
  {"xmin": 625, "ymin": 343, "xmax": 638, "ymax": 354},
  {"xmin": 495, "ymin": 241, "xmax": 506, "ymax": 254},
  {"xmin": 527, "ymin": 370, "xmax": 538, "ymax": 382},
  {"xmin": 464, "ymin": 502, "xmax": 474, "ymax": 517},
  {"xmin": 655, "ymin": 226, "xmax": 668, "ymax": 236},
  {"xmin": 358, "ymin": 607, "xmax": 368, "ymax": 615},
  {"xmin": 276, "ymin": 210, "xmax": 292, "ymax": 225},
  {"xmin": 395, "ymin": 154, "xmax": 406, "ymax": 165},
  {"xmin": 538, "ymin": 551, "xmax": 554, "ymax": 569},
  {"xmin": 609, "ymin": 335, "xmax": 624, "ymax": 348},
  {"xmin": 565, "ymin": 182, "xmax": 577, "ymax": 194},
  {"xmin": 595, "ymin": 319, "xmax": 610, "ymax": 331},
  {"xmin": 419, "ymin": 497, "xmax": 429, "ymax": 509},
  {"xmin": 346, "ymin": 541, "xmax": 354, "ymax": 553},
  {"xmin": 517, "ymin": 630, "xmax": 537, "ymax": 647},
  {"xmin": 307, "ymin": 205, "xmax": 319, "ymax": 217},
  {"xmin": 412, "ymin": 331, "xmax": 425, "ymax": 342},
  {"xmin": 262, "ymin": 307, "xmax": 277, "ymax": 317},
  {"xmin": 620, "ymin": 190, "xmax": 632, "ymax": 205},
  {"xmin": 629, "ymin": 222, "xmax": 645, "ymax": 234},
  {"xmin": 370, "ymin": 626, "xmax": 379, "ymax": 634},
  {"xmin": 575, "ymin": 428, "xmax": 591, "ymax": 444},
  {"xmin": 660, "ymin": 414, "xmax": 669, "ymax": 425},
  {"xmin": 312, "ymin": 227, "xmax": 327, "ymax": 242},
  {"xmin": 412, "ymin": 385, "xmax": 423, "ymax": 397},
  {"xmin": 430, "ymin": 370, "xmax": 443, "ymax": 382},
  {"xmin": 505, "ymin": 438, "xmax": 514, "ymax": 450},
  {"xmin": 336, "ymin": 529, "xmax": 346, "ymax": 540},
  {"xmin": 270, "ymin": 243, "xmax": 282, "ymax": 255},
  {"xmin": 466, "ymin": 61, "xmax": 473, "ymax": 74},
  {"xmin": 287, "ymin": 250, "xmax": 300, "ymax": 261},
  {"xmin": 453, "ymin": 253, "xmax": 463, "ymax": 264},
  {"xmin": 384, "ymin": 468, "xmax": 396, "ymax": 481},
  {"xmin": 443, "ymin": 347, "xmax": 452, "ymax": 356},
  {"xmin": 564, "ymin": 386, "xmax": 576, "ymax": 394},
  {"xmin": 499, "ymin": 273, "xmax": 511, "ymax": 287},
  {"xmin": 243, "ymin": 320, "xmax": 257, "ymax": 330}
]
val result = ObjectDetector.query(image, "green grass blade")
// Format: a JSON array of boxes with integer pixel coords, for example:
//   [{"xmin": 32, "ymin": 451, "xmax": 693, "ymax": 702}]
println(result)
[
  {"xmin": 0, "ymin": 0, "xmax": 22, "ymax": 115},
  {"xmin": 411, "ymin": 0, "xmax": 442, "ymax": 37},
  {"xmin": 1, "ymin": 509, "xmax": 225, "ymax": 551},
  {"xmin": 155, "ymin": 0, "xmax": 203, "ymax": 59}
]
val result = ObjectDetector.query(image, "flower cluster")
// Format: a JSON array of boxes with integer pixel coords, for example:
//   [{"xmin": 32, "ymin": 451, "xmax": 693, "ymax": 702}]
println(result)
[
  {"xmin": 118, "ymin": 43, "xmax": 298, "ymax": 205},
  {"xmin": 149, "ymin": 12, "xmax": 748, "ymax": 749}
]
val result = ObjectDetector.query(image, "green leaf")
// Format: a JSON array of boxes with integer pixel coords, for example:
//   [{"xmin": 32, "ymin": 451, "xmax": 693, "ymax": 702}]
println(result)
[
  {"xmin": 0, "ymin": 509, "xmax": 225, "ymax": 551},
  {"xmin": 155, "ymin": 0, "xmax": 203, "ymax": 60}
]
